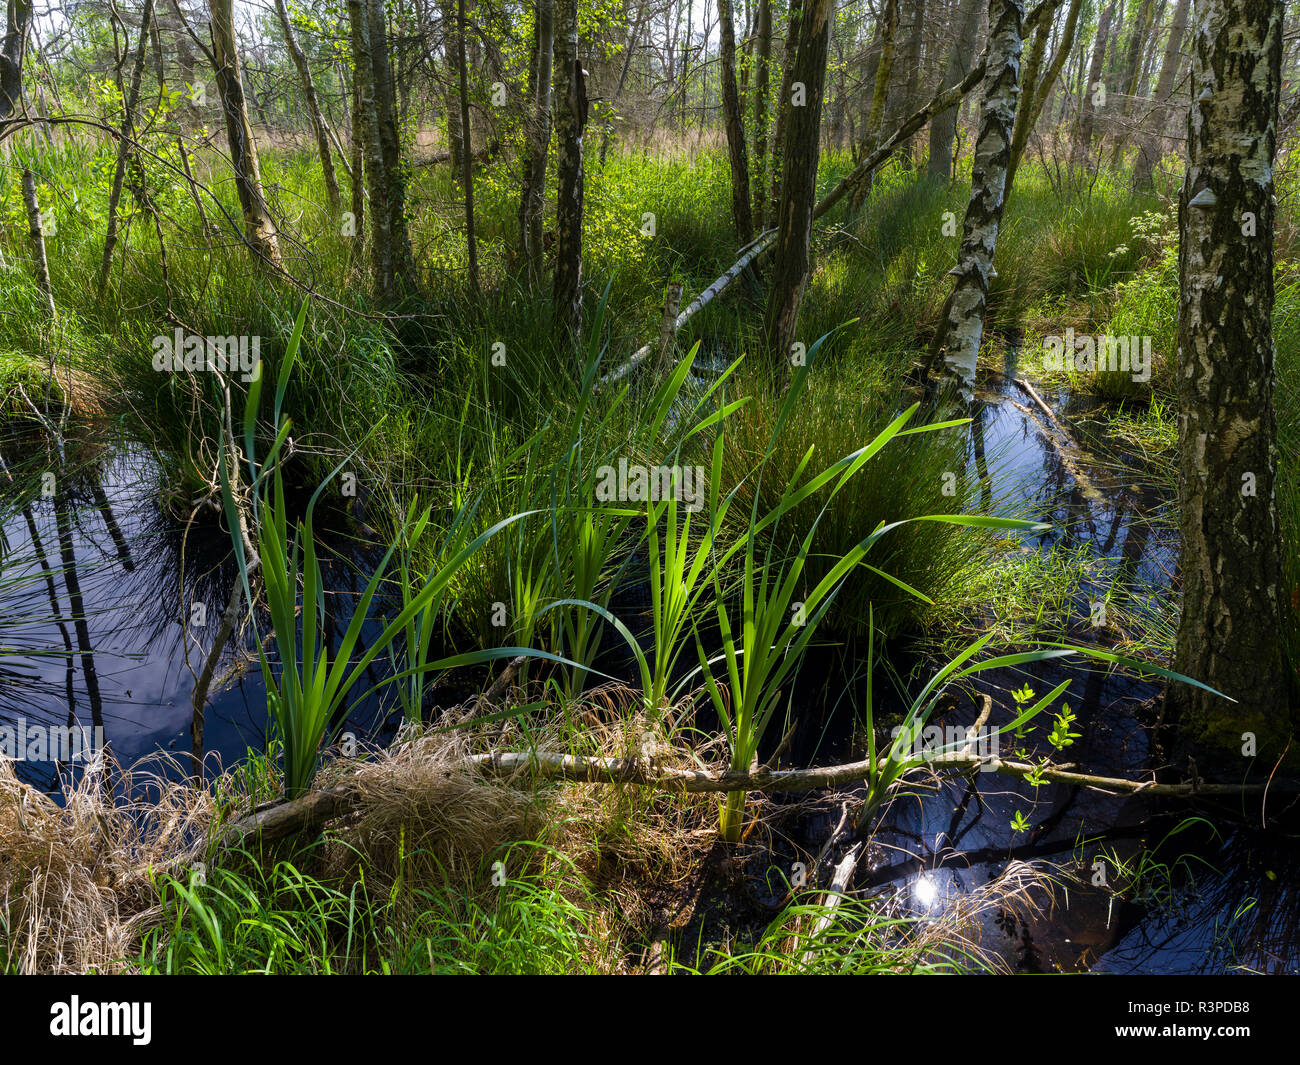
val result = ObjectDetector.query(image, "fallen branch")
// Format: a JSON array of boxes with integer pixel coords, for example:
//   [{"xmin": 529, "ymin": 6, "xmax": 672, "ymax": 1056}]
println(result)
[
  {"xmin": 801, "ymin": 841, "xmax": 864, "ymax": 963},
  {"xmin": 474, "ymin": 654, "xmax": 527, "ymax": 713},
  {"xmin": 599, "ymin": 231, "xmax": 777, "ymax": 388},
  {"xmin": 216, "ymin": 741, "xmax": 1298, "ymax": 850},
  {"xmin": 468, "ymin": 748, "xmax": 1295, "ymax": 798},
  {"xmin": 1005, "ymin": 395, "xmax": 1104, "ymax": 502}
]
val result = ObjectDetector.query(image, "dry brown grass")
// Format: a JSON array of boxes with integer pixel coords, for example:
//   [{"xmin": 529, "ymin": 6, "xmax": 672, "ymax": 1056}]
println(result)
[
  {"xmin": 0, "ymin": 752, "xmax": 216, "ymax": 974},
  {"xmin": 0, "ymin": 689, "xmax": 722, "ymax": 972}
]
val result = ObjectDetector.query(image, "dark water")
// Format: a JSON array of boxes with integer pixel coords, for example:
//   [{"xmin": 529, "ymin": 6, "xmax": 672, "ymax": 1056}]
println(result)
[
  {"xmin": 0, "ymin": 426, "xmax": 401, "ymax": 795},
  {"xmin": 1, "ymin": 368, "xmax": 1295, "ymax": 973}
]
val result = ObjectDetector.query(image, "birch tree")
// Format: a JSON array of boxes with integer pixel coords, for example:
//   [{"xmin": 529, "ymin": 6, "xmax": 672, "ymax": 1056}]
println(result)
[
  {"xmin": 925, "ymin": 0, "xmax": 1025, "ymax": 401},
  {"xmin": 553, "ymin": 0, "xmax": 586, "ymax": 343},
  {"xmin": 1171, "ymin": 0, "xmax": 1289, "ymax": 753}
]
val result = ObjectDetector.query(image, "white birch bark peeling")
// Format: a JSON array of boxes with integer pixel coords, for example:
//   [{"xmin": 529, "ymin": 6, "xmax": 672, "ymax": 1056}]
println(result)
[{"xmin": 931, "ymin": 0, "xmax": 1024, "ymax": 401}]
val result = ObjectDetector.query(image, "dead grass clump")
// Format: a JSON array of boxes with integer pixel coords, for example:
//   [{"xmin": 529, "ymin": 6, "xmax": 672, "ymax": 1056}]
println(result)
[
  {"xmin": 316, "ymin": 719, "xmax": 543, "ymax": 893},
  {"xmin": 0, "ymin": 752, "xmax": 215, "ymax": 974}
]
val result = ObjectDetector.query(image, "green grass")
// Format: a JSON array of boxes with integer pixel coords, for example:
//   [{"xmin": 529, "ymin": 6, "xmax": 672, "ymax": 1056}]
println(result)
[{"xmin": 134, "ymin": 843, "xmax": 616, "ymax": 975}]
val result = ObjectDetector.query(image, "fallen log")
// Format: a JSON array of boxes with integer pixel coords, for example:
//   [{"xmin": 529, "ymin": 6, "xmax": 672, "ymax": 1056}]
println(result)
[
  {"xmin": 214, "ymin": 740, "xmax": 1298, "ymax": 851},
  {"xmin": 413, "ymin": 138, "xmax": 502, "ymax": 168},
  {"xmin": 467, "ymin": 749, "xmax": 1293, "ymax": 797},
  {"xmin": 599, "ymin": 231, "xmax": 777, "ymax": 388}
]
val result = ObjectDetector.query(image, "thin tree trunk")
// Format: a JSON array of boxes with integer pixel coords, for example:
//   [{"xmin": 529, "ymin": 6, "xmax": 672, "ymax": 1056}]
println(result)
[
  {"xmin": 768, "ymin": 0, "xmax": 804, "ymax": 217},
  {"xmin": 1107, "ymin": 0, "xmax": 1155, "ymax": 167},
  {"xmin": 0, "ymin": 0, "xmax": 34, "ymax": 129},
  {"xmin": 553, "ymin": 0, "xmax": 586, "ymax": 344},
  {"xmin": 519, "ymin": 0, "xmax": 554, "ymax": 281},
  {"xmin": 1170, "ymin": 0, "xmax": 1289, "ymax": 755},
  {"xmin": 752, "ymin": 0, "xmax": 772, "ymax": 228},
  {"xmin": 1133, "ymin": 0, "xmax": 1189, "ymax": 187},
  {"xmin": 21, "ymin": 168, "xmax": 54, "ymax": 317},
  {"xmin": 762, "ymin": 0, "xmax": 833, "ymax": 375},
  {"xmin": 1072, "ymin": 0, "xmax": 1115, "ymax": 166},
  {"xmin": 928, "ymin": 0, "xmax": 984, "ymax": 183},
  {"xmin": 273, "ymin": 0, "xmax": 341, "ymax": 213},
  {"xmin": 600, "ymin": 0, "xmax": 649, "ymax": 165},
  {"xmin": 439, "ymin": 0, "xmax": 463, "ymax": 170},
  {"xmin": 1007, "ymin": 0, "xmax": 1084, "ymax": 192},
  {"xmin": 456, "ymin": 0, "xmax": 478, "ymax": 295},
  {"xmin": 850, "ymin": 0, "xmax": 899, "ymax": 209},
  {"xmin": 1004, "ymin": 3, "xmax": 1049, "ymax": 192},
  {"xmin": 349, "ymin": 0, "xmax": 388, "ymax": 287},
  {"xmin": 367, "ymin": 0, "xmax": 413, "ymax": 289},
  {"xmin": 98, "ymin": 0, "xmax": 156, "ymax": 298},
  {"xmin": 892, "ymin": 0, "xmax": 927, "ymax": 164},
  {"xmin": 350, "ymin": 59, "xmax": 365, "ymax": 240},
  {"xmin": 863, "ymin": 0, "xmax": 898, "ymax": 143},
  {"xmin": 925, "ymin": 0, "xmax": 1025, "ymax": 401},
  {"xmin": 208, "ymin": 0, "xmax": 280, "ymax": 264},
  {"xmin": 349, "ymin": 0, "xmax": 413, "ymax": 302},
  {"xmin": 718, "ymin": 0, "xmax": 753, "ymax": 243}
]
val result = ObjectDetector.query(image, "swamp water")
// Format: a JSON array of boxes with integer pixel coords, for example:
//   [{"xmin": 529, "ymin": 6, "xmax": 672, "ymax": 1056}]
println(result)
[{"xmin": 0, "ymin": 361, "xmax": 1295, "ymax": 973}]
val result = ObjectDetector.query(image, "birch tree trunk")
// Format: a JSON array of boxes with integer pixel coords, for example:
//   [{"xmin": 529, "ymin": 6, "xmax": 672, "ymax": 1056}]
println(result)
[
  {"xmin": 718, "ymin": 0, "xmax": 753, "ymax": 244},
  {"xmin": 762, "ymin": 0, "xmax": 833, "ymax": 374},
  {"xmin": 22, "ymin": 168, "xmax": 54, "ymax": 317},
  {"xmin": 208, "ymin": 0, "xmax": 281, "ymax": 264},
  {"xmin": 925, "ymin": 0, "xmax": 1024, "ymax": 402},
  {"xmin": 928, "ymin": 0, "xmax": 984, "ymax": 183},
  {"xmin": 1072, "ymin": 0, "xmax": 1115, "ymax": 166},
  {"xmin": 1133, "ymin": 0, "xmax": 1190, "ymax": 188},
  {"xmin": 518, "ymin": 0, "xmax": 554, "ymax": 282},
  {"xmin": 1004, "ymin": 4, "xmax": 1049, "ymax": 193},
  {"xmin": 1171, "ymin": 0, "xmax": 1289, "ymax": 755},
  {"xmin": 553, "ymin": 0, "xmax": 586, "ymax": 344},
  {"xmin": 273, "ymin": 0, "xmax": 341, "ymax": 213}
]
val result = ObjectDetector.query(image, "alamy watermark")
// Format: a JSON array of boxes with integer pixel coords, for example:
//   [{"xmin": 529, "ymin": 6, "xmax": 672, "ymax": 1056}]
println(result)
[
  {"xmin": 594, "ymin": 460, "xmax": 706, "ymax": 512},
  {"xmin": 890, "ymin": 722, "xmax": 999, "ymax": 771},
  {"xmin": 152, "ymin": 328, "xmax": 261, "ymax": 382},
  {"xmin": 1042, "ymin": 328, "xmax": 1151, "ymax": 383},
  {"xmin": 50, "ymin": 997, "xmax": 151, "ymax": 1045},
  {"xmin": 0, "ymin": 718, "xmax": 105, "ymax": 761}
]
